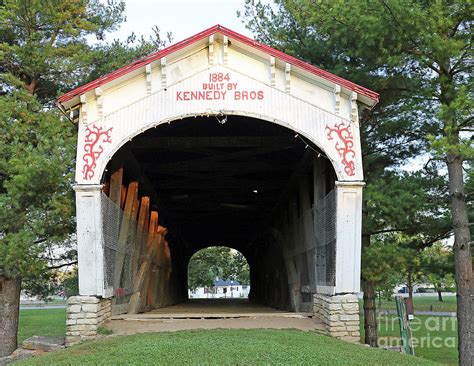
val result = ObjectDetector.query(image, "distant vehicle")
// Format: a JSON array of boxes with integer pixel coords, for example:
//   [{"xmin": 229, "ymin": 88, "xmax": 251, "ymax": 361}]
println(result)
[{"xmin": 415, "ymin": 287, "xmax": 435, "ymax": 293}]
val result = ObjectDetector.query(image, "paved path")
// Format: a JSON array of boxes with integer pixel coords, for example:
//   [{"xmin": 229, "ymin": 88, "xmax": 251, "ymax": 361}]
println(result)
[
  {"xmin": 113, "ymin": 299, "xmax": 312, "ymax": 320},
  {"xmin": 379, "ymin": 310, "xmax": 457, "ymax": 317},
  {"xmin": 109, "ymin": 299, "xmax": 324, "ymax": 335}
]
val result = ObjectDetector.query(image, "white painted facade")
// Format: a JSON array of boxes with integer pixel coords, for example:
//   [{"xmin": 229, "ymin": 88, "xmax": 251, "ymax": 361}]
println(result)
[{"xmin": 58, "ymin": 25, "xmax": 377, "ymax": 301}]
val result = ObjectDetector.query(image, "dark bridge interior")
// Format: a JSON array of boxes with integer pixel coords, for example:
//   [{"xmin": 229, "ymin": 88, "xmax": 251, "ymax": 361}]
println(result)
[{"xmin": 103, "ymin": 115, "xmax": 336, "ymax": 313}]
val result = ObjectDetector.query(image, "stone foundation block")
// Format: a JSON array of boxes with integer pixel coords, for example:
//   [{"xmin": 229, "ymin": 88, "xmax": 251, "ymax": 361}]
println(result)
[
  {"xmin": 65, "ymin": 296, "xmax": 111, "ymax": 346},
  {"xmin": 82, "ymin": 303, "xmax": 100, "ymax": 313},
  {"xmin": 22, "ymin": 336, "xmax": 65, "ymax": 352},
  {"xmin": 67, "ymin": 304, "xmax": 81, "ymax": 313},
  {"xmin": 68, "ymin": 296, "xmax": 100, "ymax": 304},
  {"xmin": 314, "ymin": 293, "xmax": 360, "ymax": 343}
]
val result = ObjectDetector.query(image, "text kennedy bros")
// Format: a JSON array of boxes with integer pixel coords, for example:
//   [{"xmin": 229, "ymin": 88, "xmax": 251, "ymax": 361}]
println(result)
[{"xmin": 176, "ymin": 90, "xmax": 264, "ymax": 101}]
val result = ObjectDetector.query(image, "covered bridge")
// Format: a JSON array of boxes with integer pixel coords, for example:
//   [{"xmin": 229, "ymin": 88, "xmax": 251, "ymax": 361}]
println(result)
[{"xmin": 57, "ymin": 25, "xmax": 378, "ymax": 345}]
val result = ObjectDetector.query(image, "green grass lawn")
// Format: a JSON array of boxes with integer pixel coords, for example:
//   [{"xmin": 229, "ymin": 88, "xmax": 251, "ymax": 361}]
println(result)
[
  {"xmin": 17, "ymin": 329, "xmax": 436, "ymax": 366},
  {"xmin": 17, "ymin": 308, "xmax": 66, "ymax": 345},
  {"xmin": 361, "ymin": 296, "xmax": 457, "ymax": 313},
  {"xmin": 18, "ymin": 309, "xmax": 450, "ymax": 365},
  {"xmin": 360, "ymin": 315, "xmax": 458, "ymax": 365}
]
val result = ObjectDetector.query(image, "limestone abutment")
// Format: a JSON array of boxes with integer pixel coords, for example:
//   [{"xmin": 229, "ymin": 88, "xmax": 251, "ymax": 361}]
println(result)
[
  {"xmin": 313, "ymin": 293, "xmax": 360, "ymax": 343},
  {"xmin": 66, "ymin": 296, "xmax": 112, "ymax": 346}
]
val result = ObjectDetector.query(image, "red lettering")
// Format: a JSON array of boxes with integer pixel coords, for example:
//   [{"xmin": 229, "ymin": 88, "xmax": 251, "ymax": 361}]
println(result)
[
  {"xmin": 209, "ymin": 73, "xmax": 231, "ymax": 82},
  {"xmin": 176, "ymin": 91, "xmax": 183, "ymax": 100},
  {"xmin": 258, "ymin": 91, "xmax": 264, "ymax": 100}
]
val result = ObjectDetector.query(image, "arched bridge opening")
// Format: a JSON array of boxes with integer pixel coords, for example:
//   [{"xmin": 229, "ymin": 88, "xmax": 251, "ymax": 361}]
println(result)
[
  {"xmin": 100, "ymin": 115, "xmax": 337, "ymax": 315},
  {"xmin": 187, "ymin": 246, "xmax": 250, "ymax": 299}
]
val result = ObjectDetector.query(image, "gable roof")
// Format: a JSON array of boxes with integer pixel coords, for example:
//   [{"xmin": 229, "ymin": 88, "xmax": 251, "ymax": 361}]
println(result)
[
  {"xmin": 57, "ymin": 24, "xmax": 379, "ymax": 106},
  {"xmin": 214, "ymin": 279, "xmax": 242, "ymax": 286}
]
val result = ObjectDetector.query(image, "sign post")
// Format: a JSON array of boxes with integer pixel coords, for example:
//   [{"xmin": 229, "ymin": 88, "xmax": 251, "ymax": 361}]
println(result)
[{"xmin": 395, "ymin": 296, "xmax": 415, "ymax": 355}]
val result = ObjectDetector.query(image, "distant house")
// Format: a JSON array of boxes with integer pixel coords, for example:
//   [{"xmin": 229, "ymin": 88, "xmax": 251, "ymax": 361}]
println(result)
[{"xmin": 189, "ymin": 279, "xmax": 250, "ymax": 299}]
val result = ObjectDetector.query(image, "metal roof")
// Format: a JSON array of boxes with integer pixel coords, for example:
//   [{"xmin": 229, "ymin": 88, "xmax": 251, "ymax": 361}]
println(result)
[{"xmin": 214, "ymin": 279, "xmax": 242, "ymax": 286}]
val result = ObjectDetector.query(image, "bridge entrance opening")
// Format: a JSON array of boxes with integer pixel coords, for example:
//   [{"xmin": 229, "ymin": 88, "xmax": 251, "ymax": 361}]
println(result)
[{"xmin": 100, "ymin": 115, "xmax": 336, "ymax": 315}]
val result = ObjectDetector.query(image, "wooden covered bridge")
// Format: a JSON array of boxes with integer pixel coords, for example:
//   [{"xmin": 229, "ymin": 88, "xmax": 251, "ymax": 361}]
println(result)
[{"xmin": 57, "ymin": 25, "xmax": 378, "ymax": 345}]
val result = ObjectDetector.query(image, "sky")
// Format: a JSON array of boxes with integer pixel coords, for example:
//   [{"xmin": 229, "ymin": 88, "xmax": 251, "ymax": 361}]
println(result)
[{"xmin": 109, "ymin": 0, "xmax": 253, "ymax": 44}]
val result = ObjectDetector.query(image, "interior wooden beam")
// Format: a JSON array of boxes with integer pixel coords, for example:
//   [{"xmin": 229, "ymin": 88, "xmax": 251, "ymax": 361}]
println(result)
[
  {"xmin": 113, "ymin": 181, "xmax": 139, "ymax": 289},
  {"xmin": 102, "ymin": 181, "xmax": 110, "ymax": 196},
  {"xmin": 137, "ymin": 197, "xmax": 150, "ymax": 232},
  {"xmin": 120, "ymin": 185, "xmax": 127, "ymax": 209},
  {"xmin": 139, "ymin": 145, "xmax": 291, "ymax": 171},
  {"xmin": 131, "ymin": 196, "xmax": 150, "ymax": 278},
  {"xmin": 131, "ymin": 136, "xmax": 295, "ymax": 149},
  {"xmin": 148, "ymin": 211, "xmax": 159, "ymax": 245},
  {"xmin": 109, "ymin": 167, "xmax": 123, "ymax": 205},
  {"xmin": 128, "ymin": 233, "xmax": 164, "ymax": 314}
]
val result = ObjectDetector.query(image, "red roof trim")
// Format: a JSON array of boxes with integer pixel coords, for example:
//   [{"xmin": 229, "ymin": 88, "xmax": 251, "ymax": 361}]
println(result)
[{"xmin": 58, "ymin": 24, "xmax": 379, "ymax": 104}]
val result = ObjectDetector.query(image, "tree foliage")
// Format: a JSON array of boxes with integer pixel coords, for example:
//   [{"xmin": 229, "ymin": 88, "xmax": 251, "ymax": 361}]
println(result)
[
  {"xmin": 0, "ymin": 0, "xmax": 126, "ymax": 102},
  {"xmin": 239, "ymin": 0, "xmax": 472, "ymax": 353},
  {"xmin": 0, "ymin": 78, "xmax": 76, "ymax": 282},
  {"xmin": 0, "ymin": 0, "xmax": 171, "ymax": 292},
  {"xmin": 188, "ymin": 247, "xmax": 250, "ymax": 290},
  {"xmin": 422, "ymin": 242, "xmax": 455, "ymax": 299}
]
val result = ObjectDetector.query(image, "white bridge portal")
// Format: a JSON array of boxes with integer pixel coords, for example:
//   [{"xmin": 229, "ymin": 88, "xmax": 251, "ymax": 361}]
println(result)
[{"xmin": 58, "ymin": 25, "xmax": 378, "ymax": 345}]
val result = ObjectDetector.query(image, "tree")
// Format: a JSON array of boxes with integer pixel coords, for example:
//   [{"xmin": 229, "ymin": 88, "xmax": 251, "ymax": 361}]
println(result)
[
  {"xmin": 188, "ymin": 247, "xmax": 223, "ymax": 290},
  {"xmin": 422, "ymin": 242, "xmax": 455, "ymax": 302},
  {"xmin": 228, "ymin": 251, "xmax": 250, "ymax": 285},
  {"xmin": 0, "ymin": 0, "xmax": 130, "ymax": 356},
  {"xmin": 188, "ymin": 247, "xmax": 250, "ymax": 291},
  {"xmin": 84, "ymin": 28, "xmax": 171, "ymax": 84},
  {"xmin": 361, "ymin": 169, "xmax": 450, "ymax": 342},
  {"xmin": 0, "ymin": 0, "xmax": 126, "ymax": 102},
  {"xmin": 0, "ymin": 80, "xmax": 76, "ymax": 356},
  {"xmin": 63, "ymin": 268, "xmax": 80, "ymax": 299},
  {"xmin": 280, "ymin": 1, "xmax": 472, "ymax": 362}
]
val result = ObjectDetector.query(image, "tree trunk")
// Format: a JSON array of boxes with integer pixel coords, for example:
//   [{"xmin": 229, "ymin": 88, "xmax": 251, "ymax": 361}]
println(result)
[
  {"xmin": 436, "ymin": 281, "xmax": 443, "ymax": 302},
  {"xmin": 446, "ymin": 154, "xmax": 473, "ymax": 366},
  {"xmin": 363, "ymin": 279, "xmax": 378, "ymax": 347},
  {"xmin": 407, "ymin": 274, "xmax": 414, "ymax": 306},
  {"xmin": 0, "ymin": 277, "xmax": 21, "ymax": 357},
  {"xmin": 361, "ymin": 198, "xmax": 378, "ymax": 347}
]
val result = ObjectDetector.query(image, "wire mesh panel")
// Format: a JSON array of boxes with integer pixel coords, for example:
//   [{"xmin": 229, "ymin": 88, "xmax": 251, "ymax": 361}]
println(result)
[
  {"xmin": 302, "ymin": 208, "xmax": 316, "ymax": 287},
  {"xmin": 314, "ymin": 188, "xmax": 336, "ymax": 287},
  {"xmin": 101, "ymin": 193, "xmax": 121, "ymax": 290},
  {"xmin": 101, "ymin": 192, "xmax": 145, "ymax": 313}
]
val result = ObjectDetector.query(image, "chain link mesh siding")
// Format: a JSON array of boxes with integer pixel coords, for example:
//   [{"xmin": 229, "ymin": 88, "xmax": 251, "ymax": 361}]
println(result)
[
  {"xmin": 314, "ymin": 188, "xmax": 336, "ymax": 286},
  {"xmin": 101, "ymin": 192, "xmax": 145, "ymax": 312},
  {"xmin": 302, "ymin": 208, "xmax": 316, "ymax": 286}
]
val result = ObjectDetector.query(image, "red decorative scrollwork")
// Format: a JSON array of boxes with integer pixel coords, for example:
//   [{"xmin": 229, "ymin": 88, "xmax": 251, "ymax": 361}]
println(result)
[
  {"xmin": 325, "ymin": 121, "xmax": 356, "ymax": 177},
  {"xmin": 82, "ymin": 125, "xmax": 112, "ymax": 180}
]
